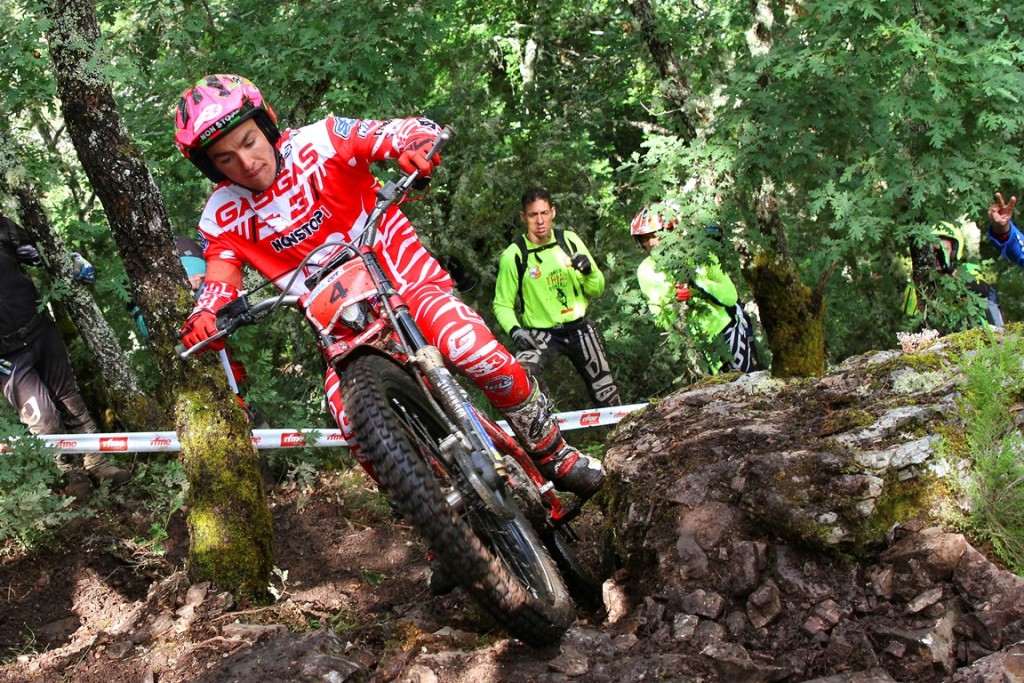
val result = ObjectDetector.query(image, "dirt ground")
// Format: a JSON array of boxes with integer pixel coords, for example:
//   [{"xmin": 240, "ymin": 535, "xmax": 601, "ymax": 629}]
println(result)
[{"xmin": 0, "ymin": 467, "xmax": 612, "ymax": 683}]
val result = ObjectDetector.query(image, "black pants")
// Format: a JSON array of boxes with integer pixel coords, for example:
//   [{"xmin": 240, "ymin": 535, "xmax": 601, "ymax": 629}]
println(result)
[
  {"xmin": 0, "ymin": 316, "xmax": 97, "ymax": 435},
  {"xmin": 516, "ymin": 318, "xmax": 621, "ymax": 408}
]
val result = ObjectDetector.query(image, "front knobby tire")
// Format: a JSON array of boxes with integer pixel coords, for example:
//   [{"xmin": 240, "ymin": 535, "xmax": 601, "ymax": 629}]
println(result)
[{"xmin": 340, "ymin": 354, "xmax": 573, "ymax": 645}]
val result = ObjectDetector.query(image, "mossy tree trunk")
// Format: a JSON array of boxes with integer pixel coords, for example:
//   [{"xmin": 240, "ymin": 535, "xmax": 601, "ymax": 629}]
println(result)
[
  {"xmin": 746, "ymin": 253, "xmax": 826, "ymax": 378},
  {"xmin": 743, "ymin": 182, "xmax": 827, "ymax": 378},
  {"xmin": 44, "ymin": 0, "xmax": 273, "ymax": 601}
]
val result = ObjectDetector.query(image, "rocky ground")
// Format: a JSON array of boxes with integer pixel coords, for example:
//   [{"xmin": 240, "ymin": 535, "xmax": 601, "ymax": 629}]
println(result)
[
  {"xmin": 0, "ymin": 466, "xmax": 617, "ymax": 683},
  {"xmin": 4, "ymin": 333, "xmax": 1024, "ymax": 682}
]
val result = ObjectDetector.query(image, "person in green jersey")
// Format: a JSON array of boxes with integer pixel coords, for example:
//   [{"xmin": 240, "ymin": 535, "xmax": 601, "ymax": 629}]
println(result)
[
  {"xmin": 630, "ymin": 205, "xmax": 759, "ymax": 374},
  {"xmin": 901, "ymin": 220, "xmax": 1003, "ymax": 330},
  {"xmin": 493, "ymin": 187, "xmax": 621, "ymax": 407}
]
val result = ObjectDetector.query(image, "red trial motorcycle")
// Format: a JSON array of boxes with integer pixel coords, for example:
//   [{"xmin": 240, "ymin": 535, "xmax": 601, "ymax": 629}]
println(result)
[{"xmin": 178, "ymin": 127, "xmax": 601, "ymax": 645}]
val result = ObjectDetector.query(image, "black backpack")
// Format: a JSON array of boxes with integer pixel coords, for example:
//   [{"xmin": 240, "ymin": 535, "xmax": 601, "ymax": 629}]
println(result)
[{"xmin": 691, "ymin": 282, "xmax": 760, "ymax": 373}]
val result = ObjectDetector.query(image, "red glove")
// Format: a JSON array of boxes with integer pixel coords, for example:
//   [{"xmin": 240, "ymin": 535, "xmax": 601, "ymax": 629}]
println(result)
[
  {"xmin": 180, "ymin": 310, "xmax": 225, "ymax": 352},
  {"xmin": 675, "ymin": 284, "xmax": 692, "ymax": 302},
  {"xmin": 397, "ymin": 137, "xmax": 441, "ymax": 178},
  {"xmin": 179, "ymin": 280, "xmax": 238, "ymax": 353}
]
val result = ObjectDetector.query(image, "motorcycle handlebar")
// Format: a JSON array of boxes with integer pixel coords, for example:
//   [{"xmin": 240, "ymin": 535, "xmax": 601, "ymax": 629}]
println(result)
[{"xmin": 175, "ymin": 294, "xmax": 300, "ymax": 359}]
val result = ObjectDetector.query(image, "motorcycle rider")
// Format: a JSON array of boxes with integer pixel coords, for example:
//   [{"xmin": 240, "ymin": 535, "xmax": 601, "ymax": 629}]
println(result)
[
  {"xmin": 902, "ymin": 221, "xmax": 1004, "ymax": 330},
  {"xmin": 173, "ymin": 74, "xmax": 604, "ymax": 499}
]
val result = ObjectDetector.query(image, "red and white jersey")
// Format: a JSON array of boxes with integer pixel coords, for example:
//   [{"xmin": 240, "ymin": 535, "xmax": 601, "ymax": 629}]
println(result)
[{"xmin": 196, "ymin": 116, "xmax": 451, "ymax": 295}]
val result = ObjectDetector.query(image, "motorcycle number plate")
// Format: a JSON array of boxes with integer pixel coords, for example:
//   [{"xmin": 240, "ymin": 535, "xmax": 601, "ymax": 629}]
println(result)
[{"xmin": 304, "ymin": 259, "xmax": 375, "ymax": 331}]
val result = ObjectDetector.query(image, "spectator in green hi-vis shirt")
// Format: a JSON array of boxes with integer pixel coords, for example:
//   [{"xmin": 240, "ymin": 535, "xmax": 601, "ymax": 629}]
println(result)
[
  {"xmin": 630, "ymin": 205, "xmax": 759, "ymax": 375},
  {"xmin": 901, "ymin": 220, "xmax": 1003, "ymax": 331},
  {"xmin": 493, "ymin": 187, "xmax": 621, "ymax": 408}
]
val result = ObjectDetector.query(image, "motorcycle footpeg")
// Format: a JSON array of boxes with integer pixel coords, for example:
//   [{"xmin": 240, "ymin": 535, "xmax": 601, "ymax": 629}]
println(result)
[{"xmin": 549, "ymin": 498, "xmax": 585, "ymax": 528}]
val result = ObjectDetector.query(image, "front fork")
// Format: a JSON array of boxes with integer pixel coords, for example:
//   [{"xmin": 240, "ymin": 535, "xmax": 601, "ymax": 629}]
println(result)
[
  {"xmin": 353, "ymin": 247, "xmax": 512, "ymax": 516},
  {"xmin": 403, "ymin": 330, "xmax": 585, "ymax": 529},
  {"xmin": 410, "ymin": 344, "xmax": 508, "ymax": 484}
]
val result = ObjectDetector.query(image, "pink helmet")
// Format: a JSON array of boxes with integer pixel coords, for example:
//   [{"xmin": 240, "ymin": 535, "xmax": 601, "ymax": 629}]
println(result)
[{"xmin": 174, "ymin": 74, "xmax": 280, "ymax": 182}]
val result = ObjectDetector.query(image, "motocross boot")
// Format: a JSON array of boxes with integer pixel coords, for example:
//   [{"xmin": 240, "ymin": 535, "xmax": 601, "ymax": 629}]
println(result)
[
  {"xmin": 84, "ymin": 453, "xmax": 131, "ymax": 488},
  {"xmin": 62, "ymin": 470, "xmax": 93, "ymax": 501},
  {"xmin": 53, "ymin": 453, "xmax": 91, "ymax": 500},
  {"xmin": 500, "ymin": 380, "xmax": 605, "ymax": 498}
]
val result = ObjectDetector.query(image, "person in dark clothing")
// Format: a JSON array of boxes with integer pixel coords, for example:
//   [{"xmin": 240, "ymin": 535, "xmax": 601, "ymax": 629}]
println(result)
[
  {"xmin": 0, "ymin": 212, "xmax": 129, "ymax": 497},
  {"xmin": 493, "ymin": 187, "xmax": 621, "ymax": 408}
]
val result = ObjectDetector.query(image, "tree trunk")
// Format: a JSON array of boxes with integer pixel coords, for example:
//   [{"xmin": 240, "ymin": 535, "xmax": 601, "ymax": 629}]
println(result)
[
  {"xmin": 626, "ymin": 0, "xmax": 698, "ymax": 141},
  {"xmin": 746, "ymin": 253, "xmax": 826, "ymax": 377},
  {"xmin": 0, "ymin": 162, "xmax": 148, "ymax": 428},
  {"xmin": 43, "ymin": 0, "xmax": 274, "ymax": 601},
  {"xmin": 744, "ymin": 148, "xmax": 827, "ymax": 379}
]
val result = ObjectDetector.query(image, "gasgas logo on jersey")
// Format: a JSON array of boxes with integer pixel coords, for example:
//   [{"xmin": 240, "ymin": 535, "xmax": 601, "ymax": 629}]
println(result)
[{"xmin": 213, "ymin": 143, "xmax": 321, "ymax": 227}]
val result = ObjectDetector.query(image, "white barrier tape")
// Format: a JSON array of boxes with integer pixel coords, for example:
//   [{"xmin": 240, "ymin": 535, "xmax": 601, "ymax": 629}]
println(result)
[
  {"xmin": 2, "ymin": 403, "xmax": 648, "ymax": 454},
  {"xmin": 548, "ymin": 402, "xmax": 648, "ymax": 432}
]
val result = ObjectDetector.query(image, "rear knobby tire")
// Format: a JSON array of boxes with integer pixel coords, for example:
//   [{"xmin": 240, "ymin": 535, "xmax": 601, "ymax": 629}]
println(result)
[{"xmin": 340, "ymin": 354, "xmax": 573, "ymax": 645}]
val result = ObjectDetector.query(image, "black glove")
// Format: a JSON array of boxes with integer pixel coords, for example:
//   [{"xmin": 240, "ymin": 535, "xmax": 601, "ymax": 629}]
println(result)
[
  {"xmin": 15, "ymin": 245, "xmax": 42, "ymax": 267},
  {"xmin": 571, "ymin": 253, "xmax": 592, "ymax": 275},
  {"xmin": 965, "ymin": 280, "xmax": 992, "ymax": 298},
  {"xmin": 511, "ymin": 327, "xmax": 538, "ymax": 351}
]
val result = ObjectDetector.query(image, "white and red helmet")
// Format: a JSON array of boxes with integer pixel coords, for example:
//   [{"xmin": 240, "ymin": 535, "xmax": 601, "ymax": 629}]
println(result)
[
  {"xmin": 629, "ymin": 205, "xmax": 677, "ymax": 239},
  {"xmin": 174, "ymin": 74, "xmax": 280, "ymax": 182}
]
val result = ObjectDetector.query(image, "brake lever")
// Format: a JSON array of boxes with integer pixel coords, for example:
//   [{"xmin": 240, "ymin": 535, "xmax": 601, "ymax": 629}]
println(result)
[
  {"xmin": 175, "ymin": 327, "xmax": 232, "ymax": 360},
  {"xmin": 175, "ymin": 296, "xmax": 254, "ymax": 359}
]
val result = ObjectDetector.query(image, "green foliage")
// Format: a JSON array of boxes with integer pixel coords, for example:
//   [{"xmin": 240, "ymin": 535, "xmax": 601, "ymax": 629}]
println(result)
[
  {"xmin": 0, "ymin": 415, "xmax": 80, "ymax": 552},
  {"xmin": 956, "ymin": 333, "xmax": 1024, "ymax": 573},
  {"xmin": 124, "ymin": 456, "xmax": 188, "ymax": 548},
  {"xmin": 632, "ymin": 0, "xmax": 1024, "ymax": 366},
  {"xmin": 6, "ymin": 0, "xmax": 1024, "ymax": 427}
]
